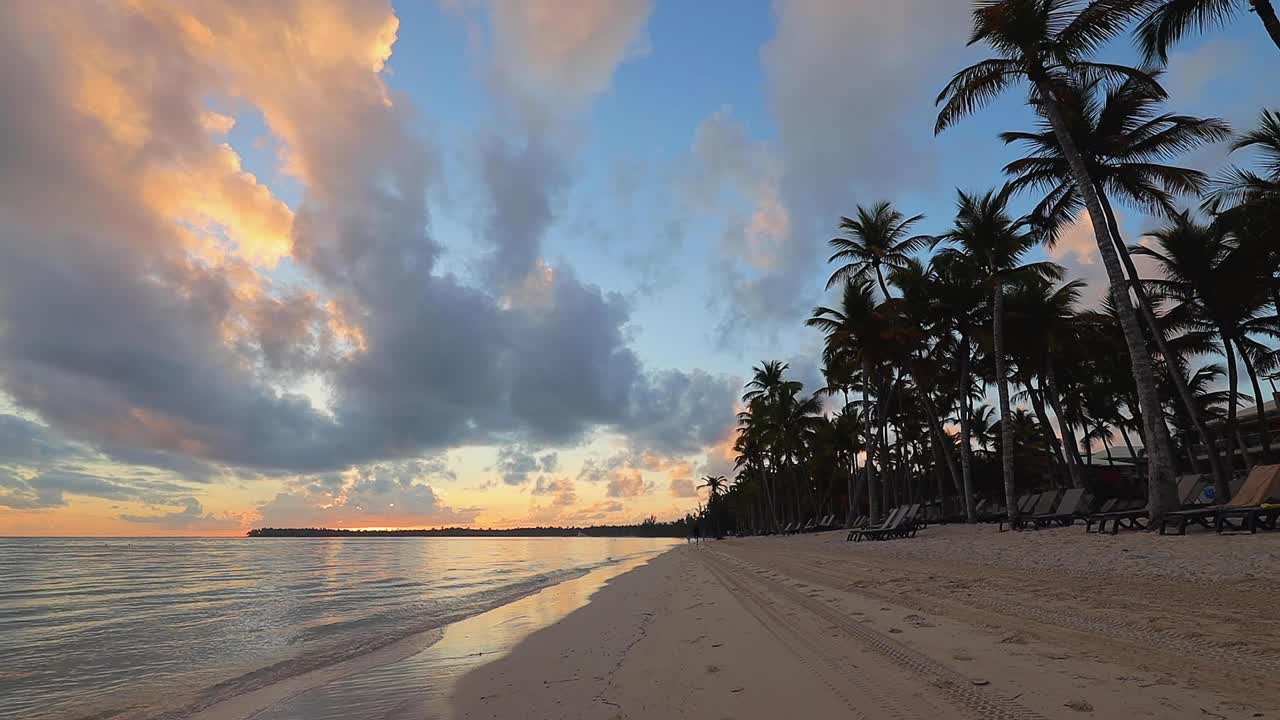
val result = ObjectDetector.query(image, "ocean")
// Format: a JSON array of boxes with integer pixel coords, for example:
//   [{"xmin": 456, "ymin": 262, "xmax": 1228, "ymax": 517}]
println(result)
[{"xmin": 0, "ymin": 536, "xmax": 679, "ymax": 720}]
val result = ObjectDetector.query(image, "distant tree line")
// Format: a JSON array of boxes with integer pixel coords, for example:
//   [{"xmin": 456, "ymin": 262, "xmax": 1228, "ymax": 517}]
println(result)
[{"xmin": 247, "ymin": 515, "xmax": 691, "ymax": 538}]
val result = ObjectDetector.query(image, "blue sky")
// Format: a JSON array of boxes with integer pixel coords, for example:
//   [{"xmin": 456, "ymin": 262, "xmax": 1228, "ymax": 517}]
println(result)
[{"xmin": 0, "ymin": 0, "xmax": 1274, "ymax": 535}]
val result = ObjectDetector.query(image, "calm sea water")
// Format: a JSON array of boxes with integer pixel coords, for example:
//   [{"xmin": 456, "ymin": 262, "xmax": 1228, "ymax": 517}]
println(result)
[{"xmin": 0, "ymin": 537, "xmax": 678, "ymax": 720}]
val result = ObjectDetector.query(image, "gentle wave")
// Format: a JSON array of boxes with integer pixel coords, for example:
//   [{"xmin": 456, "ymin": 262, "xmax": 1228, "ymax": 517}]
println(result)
[{"xmin": 0, "ymin": 537, "xmax": 677, "ymax": 720}]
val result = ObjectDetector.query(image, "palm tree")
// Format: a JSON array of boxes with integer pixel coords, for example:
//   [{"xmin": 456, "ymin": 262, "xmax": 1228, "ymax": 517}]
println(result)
[
  {"xmin": 936, "ymin": 0, "xmax": 1182, "ymax": 521},
  {"xmin": 826, "ymin": 202, "xmax": 928, "ymax": 298},
  {"xmin": 1006, "ymin": 276, "xmax": 1090, "ymax": 487},
  {"xmin": 1001, "ymin": 73, "xmax": 1233, "ymax": 490},
  {"xmin": 808, "ymin": 278, "xmax": 887, "ymax": 522},
  {"xmin": 931, "ymin": 251, "xmax": 989, "ymax": 521},
  {"xmin": 698, "ymin": 475, "xmax": 728, "ymax": 538},
  {"xmin": 1208, "ymin": 109, "xmax": 1280, "ymax": 210},
  {"xmin": 1135, "ymin": 213, "xmax": 1280, "ymax": 486},
  {"xmin": 1137, "ymin": 0, "xmax": 1280, "ymax": 62},
  {"xmin": 929, "ymin": 186, "xmax": 1063, "ymax": 524},
  {"xmin": 971, "ymin": 404, "xmax": 999, "ymax": 453},
  {"xmin": 699, "ymin": 475, "xmax": 727, "ymax": 498}
]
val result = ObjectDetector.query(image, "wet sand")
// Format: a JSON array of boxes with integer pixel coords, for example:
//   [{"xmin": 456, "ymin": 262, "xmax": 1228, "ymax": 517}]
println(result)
[{"xmin": 452, "ymin": 527, "xmax": 1280, "ymax": 719}]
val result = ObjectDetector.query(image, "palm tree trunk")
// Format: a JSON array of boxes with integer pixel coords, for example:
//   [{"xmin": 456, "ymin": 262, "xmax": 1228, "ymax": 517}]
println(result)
[
  {"xmin": 1237, "ymin": 428, "xmax": 1255, "ymax": 469},
  {"xmin": 957, "ymin": 332, "xmax": 978, "ymax": 522},
  {"xmin": 1034, "ymin": 84, "xmax": 1179, "ymax": 522},
  {"xmin": 992, "ymin": 273, "xmax": 1019, "ymax": 524},
  {"xmin": 1181, "ymin": 430, "xmax": 1200, "ymax": 474},
  {"xmin": 1026, "ymin": 375, "xmax": 1065, "ymax": 469},
  {"xmin": 1250, "ymin": 0, "xmax": 1280, "ymax": 50},
  {"xmin": 1223, "ymin": 336, "xmax": 1240, "ymax": 486},
  {"xmin": 1236, "ymin": 338, "xmax": 1274, "ymax": 463},
  {"xmin": 1099, "ymin": 193, "xmax": 1230, "ymax": 495},
  {"xmin": 863, "ymin": 361, "xmax": 880, "ymax": 524},
  {"xmin": 1118, "ymin": 421, "xmax": 1138, "ymax": 463},
  {"xmin": 1101, "ymin": 428, "xmax": 1115, "ymax": 463},
  {"xmin": 921, "ymin": 391, "xmax": 962, "ymax": 495},
  {"xmin": 1044, "ymin": 358, "xmax": 1085, "ymax": 488},
  {"xmin": 843, "ymin": 389, "xmax": 858, "ymax": 528}
]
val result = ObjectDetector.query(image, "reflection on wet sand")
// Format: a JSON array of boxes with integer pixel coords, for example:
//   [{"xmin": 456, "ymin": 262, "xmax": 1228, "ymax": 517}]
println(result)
[{"xmin": 241, "ymin": 552, "xmax": 663, "ymax": 720}]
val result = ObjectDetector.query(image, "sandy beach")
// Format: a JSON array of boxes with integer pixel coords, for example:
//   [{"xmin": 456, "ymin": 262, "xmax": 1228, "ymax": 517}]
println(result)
[{"xmin": 452, "ymin": 527, "xmax": 1280, "ymax": 720}]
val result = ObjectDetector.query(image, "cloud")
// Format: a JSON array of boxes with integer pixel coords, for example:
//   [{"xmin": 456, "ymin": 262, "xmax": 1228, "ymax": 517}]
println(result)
[
  {"xmin": 0, "ymin": 468, "xmax": 204, "ymax": 510},
  {"xmin": 494, "ymin": 446, "xmax": 560, "ymax": 486},
  {"xmin": 0, "ymin": 2, "xmax": 735, "ymax": 488},
  {"xmin": 120, "ymin": 497, "xmax": 241, "ymax": 531},
  {"xmin": 668, "ymin": 476, "xmax": 697, "ymax": 498},
  {"xmin": 531, "ymin": 475, "xmax": 577, "ymax": 506},
  {"xmin": 1048, "ymin": 209, "xmax": 1163, "ymax": 310},
  {"xmin": 0, "ymin": 415, "xmax": 93, "ymax": 467},
  {"xmin": 693, "ymin": 1, "xmax": 974, "ymax": 343},
  {"xmin": 605, "ymin": 468, "xmax": 650, "ymax": 498},
  {"xmin": 762, "ymin": 0, "xmax": 972, "ymax": 210},
  {"xmin": 477, "ymin": 0, "xmax": 653, "ymax": 107},
  {"xmin": 255, "ymin": 462, "xmax": 479, "ymax": 528}
]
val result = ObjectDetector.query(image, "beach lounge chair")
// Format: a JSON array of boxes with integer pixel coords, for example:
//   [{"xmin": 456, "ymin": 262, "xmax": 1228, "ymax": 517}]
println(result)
[
  {"xmin": 817, "ymin": 514, "xmax": 836, "ymax": 530},
  {"xmin": 880, "ymin": 504, "xmax": 924, "ymax": 540},
  {"xmin": 848, "ymin": 506, "xmax": 903, "ymax": 542},
  {"xmin": 1160, "ymin": 464, "xmax": 1280, "ymax": 535},
  {"xmin": 1083, "ymin": 498, "xmax": 1119, "ymax": 532},
  {"xmin": 1089, "ymin": 480, "xmax": 1200, "ymax": 535},
  {"xmin": 1086, "ymin": 498, "xmax": 1147, "ymax": 534},
  {"xmin": 1000, "ymin": 491, "xmax": 1054, "ymax": 531},
  {"xmin": 799, "ymin": 517, "xmax": 817, "ymax": 533},
  {"xmin": 1024, "ymin": 488, "xmax": 1088, "ymax": 529},
  {"xmin": 852, "ymin": 505, "xmax": 916, "ymax": 542}
]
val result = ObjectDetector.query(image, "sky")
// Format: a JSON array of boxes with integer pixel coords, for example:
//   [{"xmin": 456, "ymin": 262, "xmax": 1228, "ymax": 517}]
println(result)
[{"xmin": 0, "ymin": 1, "xmax": 1274, "ymax": 536}]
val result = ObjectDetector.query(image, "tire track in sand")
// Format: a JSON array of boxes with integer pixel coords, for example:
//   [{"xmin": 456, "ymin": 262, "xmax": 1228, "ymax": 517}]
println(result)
[{"xmin": 699, "ymin": 549, "xmax": 1047, "ymax": 720}]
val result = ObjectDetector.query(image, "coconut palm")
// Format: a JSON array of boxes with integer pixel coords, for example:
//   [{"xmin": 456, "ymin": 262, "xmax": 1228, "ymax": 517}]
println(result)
[
  {"xmin": 936, "ymin": 0, "xmax": 1182, "ymax": 520},
  {"xmin": 928, "ymin": 186, "xmax": 1063, "ymax": 523},
  {"xmin": 1137, "ymin": 0, "xmax": 1280, "ymax": 62},
  {"xmin": 1134, "ymin": 213, "xmax": 1280, "ymax": 487},
  {"xmin": 1006, "ymin": 277, "xmax": 1090, "ymax": 487},
  {"xmin": 931, "ymin": 251, "xmax": 989, "ymax": 521},
  {"xmin": 1207, "ymin": 109, "xmax": 1280, "ymax": 211},
  {"xmin": 1000, "ymin": 73, "xmax": 1233, "ymax": 489},
  {"xmin": 699, "ymin": 475, "xmax": 727, "ymax": 498},
  {"xmin": 826, "ymin": 202, "xmax": 929, "ymax": 298},
  {"xmin": 808, "ymin": 278, "xmax": 888, "ymax": 522}
]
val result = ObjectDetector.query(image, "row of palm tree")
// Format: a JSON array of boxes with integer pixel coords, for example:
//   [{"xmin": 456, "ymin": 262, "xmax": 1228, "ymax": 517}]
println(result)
[{"xmin": 701, "ymin": 0, "xmax": 1278, "ymax": 535}]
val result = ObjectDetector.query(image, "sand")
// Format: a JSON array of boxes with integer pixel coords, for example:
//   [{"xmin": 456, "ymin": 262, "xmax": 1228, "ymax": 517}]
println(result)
[{"xmin": 451, "ymin": 526, "xmax": 1280, "ymax": 720}]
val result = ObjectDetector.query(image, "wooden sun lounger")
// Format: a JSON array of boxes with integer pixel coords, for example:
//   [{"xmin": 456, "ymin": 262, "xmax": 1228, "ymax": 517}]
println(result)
[
  {"xmin": 848, "ymin": 506, "xmax": 903, "ymax": 542},
  {"xmin": 1160, "ymin": 465, "xmax": 1280, "ymax": 535},
  {"xmin": 1023, "ymin": 488, "xmax": 1088, "ymax": 529},
  {"xmin": 1000, "ymin": 492, "xmax": 1054, "ymax": 532},
  {"xmin": 1086, "ymin": 499, "xmax": 1148, "ymax": 534},
  {"xmin": 853, "ymin": 505, "xmax": 919, "ymax": 542}
]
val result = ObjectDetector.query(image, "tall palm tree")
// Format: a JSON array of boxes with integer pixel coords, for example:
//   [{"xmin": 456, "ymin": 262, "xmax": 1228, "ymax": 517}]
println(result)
[
  {"xmin": 826, "ymin": 202, "xmax": 929, "ymax": 298},
  {"xmin": 1006, "ymin": 277, "xmax": 1090, "ymax": 487},
  {"xmin": 936, "ymin": 0, "xmax": 1182, "ymax": 520},
  {"xmin": 1135, "ymin": 213, "xmax": 1280, "ymax": 482},
  {"xmin": 1001, "ymin": 73, "xmax": 1233, "ymax": 489},
  {"xmin": 1137, "ymin": 0, "xmax": 1280, "ymax": 61},
  {"xmin": 698, "ymin": 475, "xmax": 728, "ymax": 538},
  {"xmin": 931, "ymin": 251, "xmax": 989, "ymax": 521},
  {"xmin": 929, "ymin": 186, "xmax": 1063, "ymax": 524},
  {"xmin": 808, "ymin": 278, "xmax": 887, "ymax": 522}
]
